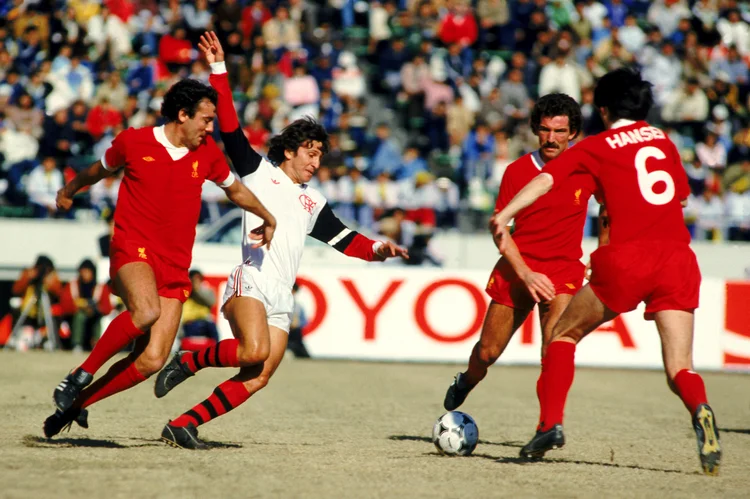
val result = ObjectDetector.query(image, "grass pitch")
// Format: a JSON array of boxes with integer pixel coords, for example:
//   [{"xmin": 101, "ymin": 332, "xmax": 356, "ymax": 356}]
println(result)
[{"xmin": 1, "ymin": 351, "xmax": 748, "ymax": 498}]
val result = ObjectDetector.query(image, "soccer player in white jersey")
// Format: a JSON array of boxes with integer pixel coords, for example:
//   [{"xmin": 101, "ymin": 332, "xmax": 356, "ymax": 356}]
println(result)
[{"xmin": 156, "ymin": 32, "xmax": 409, "ymax": 449}]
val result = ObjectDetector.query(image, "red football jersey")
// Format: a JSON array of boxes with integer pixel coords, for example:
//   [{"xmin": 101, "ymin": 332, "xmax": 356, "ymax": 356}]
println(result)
[
  {"xmin": 544, "ymin": 120, "xmax": 690, "ymax": 245},
  {"xmin": 496, "ymin": 150, "xmax": 597, "ymax": 262},
  {"xmin": 103, "ymin": 126, "xmax": 233, "ymax": 269}
]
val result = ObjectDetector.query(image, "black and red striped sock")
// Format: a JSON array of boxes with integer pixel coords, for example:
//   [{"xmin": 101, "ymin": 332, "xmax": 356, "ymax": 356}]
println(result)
[
  {"xmin": 170, "ymin": 379, "xmax": 251, "ymax": 428},
  {"xmin": 180, "ymin": 339, "xmax": 239, "ymax": 374}
]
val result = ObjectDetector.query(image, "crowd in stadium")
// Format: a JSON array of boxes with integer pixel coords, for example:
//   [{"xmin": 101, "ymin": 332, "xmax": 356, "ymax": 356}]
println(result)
[{"xmin": 0, "ymin": 0, "xmax": 749, "ymax": 240}]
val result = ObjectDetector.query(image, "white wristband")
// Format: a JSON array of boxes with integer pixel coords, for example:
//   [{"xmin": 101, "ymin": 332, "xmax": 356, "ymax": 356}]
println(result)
[
  {"xmin": 372, "ymin": 241, "xmax": 384, "ymax": 255},
  {"xmin": 210, "ymin": 61, "xmax": 227, "ymax": 75}
]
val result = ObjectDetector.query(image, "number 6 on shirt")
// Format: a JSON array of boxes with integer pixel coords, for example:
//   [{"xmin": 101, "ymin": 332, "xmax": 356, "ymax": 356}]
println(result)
[{"xmin": 635, "ymin": 146, "xmax": 675, "ymax": 206}]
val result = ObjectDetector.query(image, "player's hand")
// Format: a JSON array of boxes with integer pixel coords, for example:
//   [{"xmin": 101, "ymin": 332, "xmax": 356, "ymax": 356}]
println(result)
[
  {"xmin": 249, "ymin": 215, "xmax": 276, "ymax": 249},
  {"xmin": 488, "ymin": 212, "xmax": 510, "ymax": 237},
  {"xmin": 374, "ymin": 241, "xmax": 409, "ymax": 262},
  {"xmin": 198, "ymin": 31, "xmax": 224, "ymax": 64},
  {"xmin": 520, "ymin": 271, "xmax": 556, "ymax": 303},
  {"xmin": 492, "ymin": 226, "xmax": 511, "ymax": 254},
  {"xmin": 56, "ymin": 188, "xmax": 74, "ymax": 212},
  {"xmin": 584, "ymin": 260, "xmax": 592, "ymax": 281}
]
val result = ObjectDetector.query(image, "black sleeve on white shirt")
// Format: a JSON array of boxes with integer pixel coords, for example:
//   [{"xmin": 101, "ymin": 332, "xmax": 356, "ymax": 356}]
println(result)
[{"xmin": 219, "ymin": 127, "xmax": 263, "ymax": 178}]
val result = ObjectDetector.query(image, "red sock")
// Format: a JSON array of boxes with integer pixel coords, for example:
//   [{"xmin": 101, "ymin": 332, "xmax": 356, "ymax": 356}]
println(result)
[
  {"xmin": 80, "ymin": 312, "xmax": 144, "ymax": 375},
  {"xmin": 540, "ymin": 341, "xmax": 576, "ymax": 431},
  {"xmin": 180, "ymin": 339, "xmax": 239, "ymax": 373},
  {"xmin": 673, "ymin": 369, "xmax": 708, "ymax": 414},
  {"xmin": 171, "ymin": 379, "xmax": 250, "ymax": 428},
  {"xmin": 77, "ymin": 358, "xmax": 147, "ymax": 409},
  {"xmin": 535, "ymin": 365, "xmax": 545, "ymax": 430}
]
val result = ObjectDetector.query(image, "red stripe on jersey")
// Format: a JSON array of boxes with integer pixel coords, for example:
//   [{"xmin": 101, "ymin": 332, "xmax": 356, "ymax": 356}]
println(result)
[{"xmin": 343, "ymin": 233, "xmax": 378, "ymax": 261}]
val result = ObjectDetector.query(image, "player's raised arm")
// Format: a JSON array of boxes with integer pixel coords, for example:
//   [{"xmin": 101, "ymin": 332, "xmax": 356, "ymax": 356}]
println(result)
[
  {"xmin": 200, "ymin": 31, "xmax": 262, "ymax": 178},
  {"xmin": 309, "ymin": 204, "xmax": 409, "ymax": 262}
]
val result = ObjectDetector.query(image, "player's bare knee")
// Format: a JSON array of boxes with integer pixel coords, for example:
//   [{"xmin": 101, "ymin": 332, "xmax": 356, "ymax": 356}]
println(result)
[
  {"xmin": 237, "ymin": 343, "xmax": 271, "ymax": 367},
  {"xmin": 477, "ymin": 344, "xmax": 501, "ymax": 366},
  {"xmin": 135, "ymin": 348, "xmax": 169, "ymax": 377},
  {"xmin": 253, "ymin": 373, "xmax": 271, "ymax": 391},
  {"xmin": 131, "ymin": 302, "xmax": 161, "ymax": 330}
]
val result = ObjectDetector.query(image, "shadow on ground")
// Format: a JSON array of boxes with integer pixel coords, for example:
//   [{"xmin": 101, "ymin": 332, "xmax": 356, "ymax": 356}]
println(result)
[
  {"xmin": 722, "ymin": 428, "xmax": 750, "ymax": 435},
  {"xmin": 389, "ymin": 434, "xmax": 694, "ymax": 475},
  {"xmin": 389, "ymin": 434, "xmax": 523, "ymax": 449},
  {"xmin": 22, "ymin": 434, "xmax": 242, "ymax": 450}
]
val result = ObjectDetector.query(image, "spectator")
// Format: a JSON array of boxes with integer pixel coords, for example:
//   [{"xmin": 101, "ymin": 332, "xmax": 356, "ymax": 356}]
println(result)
[
  {"xmin": 183, "ymin": 0, "xmax": 212, "ymax": 43},
  {"xmin": 538, "ymin": 45, "xmax": 583, "ymax": 102},
  {"xmin": 59, "ymin": 259, "xmax": 114, "ymax": 353},
  {"xmin": 619, "ymin": 14, "xmax": 647, "ymax": 54},
  {"xmin": 26, "ymin": 157, "xmax": 63, "ymax": 218},
  {"xmin": 691, "ymin": 189, "xmax": 727, "ymax": 240},
  {"xmin": 447, "ymin": 94, "xmax": 475, "ymax": 145},
  {"xmin": 438, "ymin": 1, "xmax": 479, "ymax": 47},
  {"xmin": 94, "ymin": 71, "xmax": 129, "ymax": 110},
  {"xmin": 648, "ymin": 0, "xmax": 691, "ymax": 39},
  {"xmin": 725, "ymin": 181, "xmax": 750, "ymax": 241},
  {"xmin": 5, "ymin": 92, "xmax": 43, "ymax": 138},
  {"xmin": 85, "ymin": 98, "xmax": 123, "ymax": 141},
  {"xmin": 287, "ymin": 282, "xmax": 311, "ymax": 358},
  {"xmin": 696, "ymin": 130, "xmax": 728, "ymax": 172},
  {"xmin": 709, "ymin": 44, "xmax": 749, "ymax": 85},
  {"xmin": 338, "ymin": 166, "xmax": 374, "ymax": 227},
  {"xmin": 86, "ymin": 6, "xmax": 133, "ymax": 62},
  {"xmin": 717, "ymin": 9, "xmax": 750, "ymax": 55},
  {"xmin": 241, "ymin": 0, "xmax": 272, "ymax": 42},
  {"xmin": 368, "ymin": 123, "xmax": 402, "ymax": 179},
  {"xmin": 477, "ymin": 0, "xmax": 511, "ymax": 50},
  {"xmin": 158, "ymin": 26, "xmax": 194, "ymax": 70},
  {"xmin": 263, "ymin": 5, "xmax": 301, "ymax": 53},
  {"xmin": 661, "ymin": 78, "xmax": 710, "ymax": 130},
  {"xmin": 180, "ymin": 270, "xmax": 220, "ymax": 349},
  {"xmin": 39, "ymin": 108, "xmax": 74, "ymax": 160},
  {"xmin": 89, "ymin": 170, "xmax": 121, "ymax": 218},
  {"xmin": 11, "ymin": 255, "xmax": 62, "ymax": 349}
]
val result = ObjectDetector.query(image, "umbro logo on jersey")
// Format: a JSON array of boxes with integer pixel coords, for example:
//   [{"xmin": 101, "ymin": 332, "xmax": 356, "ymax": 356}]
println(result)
[
  {"xmin": 299, "ymin": 194, "xmax": 316, "ymax": 214},
  {"xmin": 138, "ymin": 247, "xmax": 147, "ymax": 260},
  {"xmin": 142, "ymin": 156, "xmax": 155, "ymax": 162},
  {"xmin": 271, "ymin": 179, "xmax": 280, "ymax": 184}
]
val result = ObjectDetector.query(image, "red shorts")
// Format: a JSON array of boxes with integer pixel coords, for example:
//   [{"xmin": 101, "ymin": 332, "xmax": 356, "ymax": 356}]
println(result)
[
  {"xmin": 485, "ymin": 257, "xmax": 585, "ymax": 310},
  {"xmin": 589, "ymin": 241, "xmax": 701, "ymax": 320},
  {"xmin": 109, "ymin": 239, "xmax": 191, "ymax": 303}
]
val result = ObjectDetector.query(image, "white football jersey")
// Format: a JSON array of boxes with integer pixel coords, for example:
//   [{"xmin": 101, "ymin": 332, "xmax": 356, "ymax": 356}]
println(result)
[{"xmin": 239, "ymin": 159, "xmax": 327, "ymax": 288}]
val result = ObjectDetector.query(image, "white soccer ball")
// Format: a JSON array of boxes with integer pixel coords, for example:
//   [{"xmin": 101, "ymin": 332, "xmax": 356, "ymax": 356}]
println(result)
[{"xmin": 432, "ymin": 411, "xmax": 479, "ymax": 456}]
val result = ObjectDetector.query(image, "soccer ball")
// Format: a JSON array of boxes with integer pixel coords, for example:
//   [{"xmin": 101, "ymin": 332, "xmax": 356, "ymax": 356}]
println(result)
[{"xmin": 432, "ymin": 411, "xmax": 479, "ymax": 456}]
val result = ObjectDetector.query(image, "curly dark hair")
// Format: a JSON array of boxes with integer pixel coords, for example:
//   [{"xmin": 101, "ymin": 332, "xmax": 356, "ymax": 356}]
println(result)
[
  {"xmin": 267, "ymin": 116, "xmax": 330, "ymax": 165},
  {"xmin": 160, "ymin": 79, "xmax": 218, "ymax": 122},
  {"xmin": 530, "ymin": 93, "xmax": 582, "ymax": 139},
  {"xmin": 594, "ymin": 68, "xmax": 653, "ymax": 122}
]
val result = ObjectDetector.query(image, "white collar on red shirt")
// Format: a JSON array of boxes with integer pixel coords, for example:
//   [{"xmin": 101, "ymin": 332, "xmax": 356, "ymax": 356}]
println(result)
[
  {"xmin": 610, "ymin": 119, "xmax": 636, "ymax": 129},
  {"xmin": 153, "ymin": 125, "xmax": 189, "ymax": 161},
  {"xmin": 530, "ymin": 150, "xmax": 545, "ymax": 170}
]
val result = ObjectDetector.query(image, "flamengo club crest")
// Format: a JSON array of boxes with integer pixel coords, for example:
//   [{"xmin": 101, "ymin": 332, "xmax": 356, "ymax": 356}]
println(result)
[{"xmin": 299, "ymin": 194, "xmax": 316, "ymax": 214}]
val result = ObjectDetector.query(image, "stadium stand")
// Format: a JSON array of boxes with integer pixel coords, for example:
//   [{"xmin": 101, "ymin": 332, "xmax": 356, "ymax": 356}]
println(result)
[{"xmin": 0, "ymin": 0, "xmax": 748, "ymax": 241}]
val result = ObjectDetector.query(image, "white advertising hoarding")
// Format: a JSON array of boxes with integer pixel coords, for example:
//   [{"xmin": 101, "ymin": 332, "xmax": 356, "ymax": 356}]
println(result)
[{"xmin": 192, "ymin": 264, "xmax": 750, "ymax": 372}]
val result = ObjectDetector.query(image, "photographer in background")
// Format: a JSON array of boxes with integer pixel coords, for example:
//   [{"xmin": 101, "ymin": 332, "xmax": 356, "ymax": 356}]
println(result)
[
  {"xmin": 10, "ymin": 255, "xmax": 62, "ymax": 349},
  {"xmin": 59, "ymin": 259, "xmax": 114, "ymax": 353}
]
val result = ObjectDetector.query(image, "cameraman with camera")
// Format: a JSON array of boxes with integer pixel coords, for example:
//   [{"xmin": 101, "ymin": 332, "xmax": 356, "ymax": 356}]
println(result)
[{"xmin": 11, "ymin": 255, "xmax": 62, "ymax": 349}]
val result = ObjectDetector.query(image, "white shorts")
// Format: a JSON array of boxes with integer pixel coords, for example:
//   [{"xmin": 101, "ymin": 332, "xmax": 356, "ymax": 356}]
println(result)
[{"xmin": 221, "ymin": 264, "xmax": 294, "ymax": 333}]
